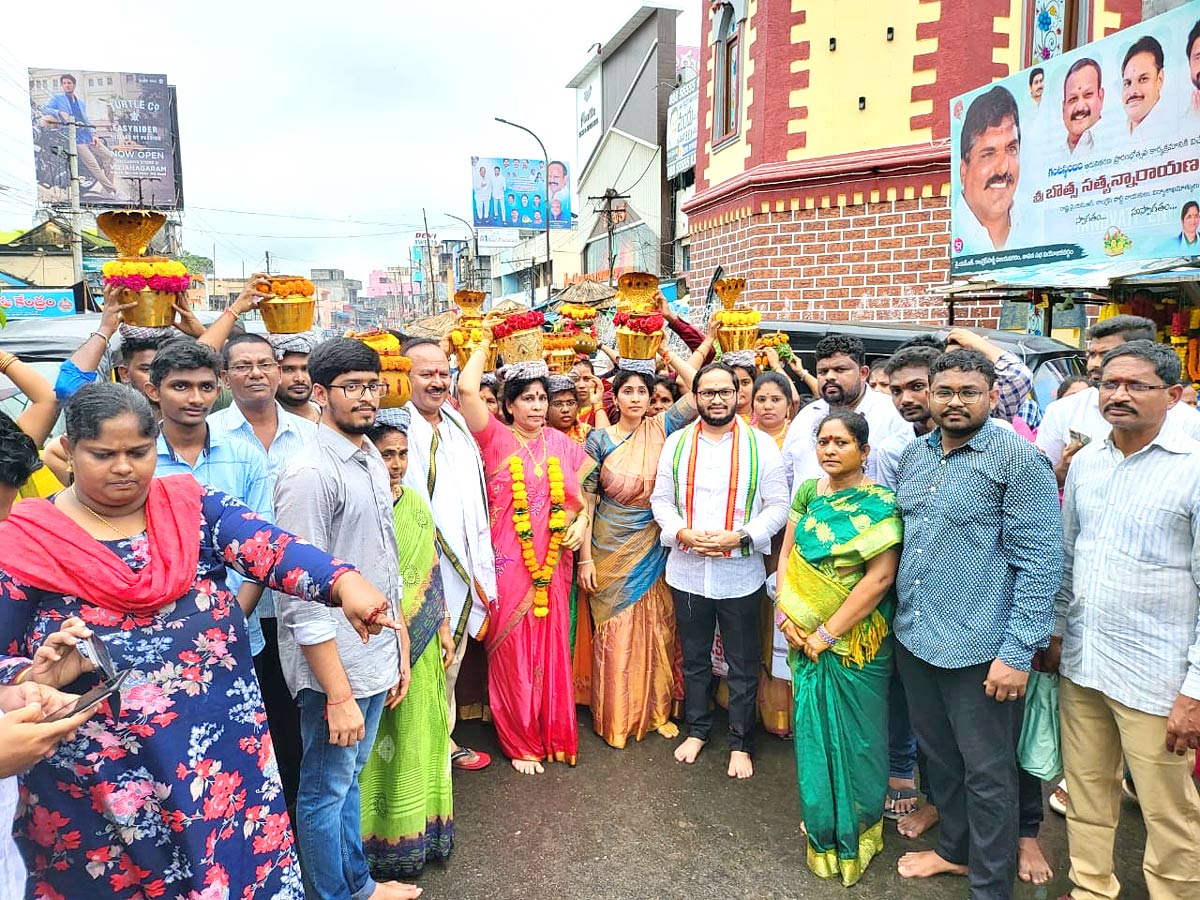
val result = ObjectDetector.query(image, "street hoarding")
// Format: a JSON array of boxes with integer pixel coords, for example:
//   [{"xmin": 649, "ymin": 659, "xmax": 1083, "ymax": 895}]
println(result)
[
  {"xmin": 0, "ymin": 289, "xmax": 76, "ymax": 319},
  {"xmin": 470, "ymin": 156, "xmax": 572, "ymax": 230},
  {"xmin": 666, "ymin": 72, "xmax": 699, "ymax": 179},
  {"xmin": 477, "ymin": 228, "xmax": 522, "ymax": 251},
  {"xmin": 29, "ymin": 68, "xmax": 181, "ymax": 209},
  {"xmin": 949, "ymin": 0, "xmax": 1200, "ymax": 276}
]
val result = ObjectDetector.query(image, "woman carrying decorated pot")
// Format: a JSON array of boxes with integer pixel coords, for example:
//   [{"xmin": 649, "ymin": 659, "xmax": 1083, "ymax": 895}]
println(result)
[
  {"xmin": 457, "ymin": 326, "xmax": 592, "ymax": 775},
  {"xmin": 577, "ymin": 342, "xmax": 698, "ymax": 749}
]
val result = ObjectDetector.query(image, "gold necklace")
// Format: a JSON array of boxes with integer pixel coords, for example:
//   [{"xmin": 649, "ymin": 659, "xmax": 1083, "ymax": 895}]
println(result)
[
  {"xmin": 72, "ymin": 486, "xmax": 138, "ymax": 540},
  {"xmin": 513, "ymin": 427, "xmax": 548, "ymax": 477}
]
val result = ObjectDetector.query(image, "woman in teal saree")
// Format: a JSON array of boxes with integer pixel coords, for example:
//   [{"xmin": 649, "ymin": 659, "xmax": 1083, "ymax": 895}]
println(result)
[{"xmin": 775, "ymin": 410, "xmax": 901, "ymax": 886}]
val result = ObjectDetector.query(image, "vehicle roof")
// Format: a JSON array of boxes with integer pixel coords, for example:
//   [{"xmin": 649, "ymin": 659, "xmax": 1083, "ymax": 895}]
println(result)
[{"xmin": 760, "ymin": 319, "xmax": 1080, "ymax": 358}]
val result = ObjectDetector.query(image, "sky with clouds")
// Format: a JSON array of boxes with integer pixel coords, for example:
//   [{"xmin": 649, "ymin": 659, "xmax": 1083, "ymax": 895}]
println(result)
[{"xmin": 0, "ymin": 1, "xmax": 698, "ymax": 283}]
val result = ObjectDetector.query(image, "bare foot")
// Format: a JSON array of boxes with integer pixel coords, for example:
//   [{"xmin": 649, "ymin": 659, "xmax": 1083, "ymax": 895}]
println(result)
[
  {"xmin": 727, "ymin": 750, "xmax": 753, "ymax": 779},
  {"xmin": 656, "ymin": 721, "xmax": 680, "ymax": 739},
  {"xmin": 897, "ymin": 850, "xmax": 968, "ymax": 879},
  {"xmin": 371, "ymin": 881, "xmax": 423, "ymax": 899},
  {"xmin": 674, "ymin": 736, "xmax": 705, "ymax": 764},
  {"xmin": 1018, "ymin": 836, "xmax": 1054, "ymax": 885},
  {"xmin": 511, "ymin": 758, "xmax": 545, "ymax": 775},
  {"xmin": 897, "ymin": 803, "xmax": 940, "ymax": 839}
]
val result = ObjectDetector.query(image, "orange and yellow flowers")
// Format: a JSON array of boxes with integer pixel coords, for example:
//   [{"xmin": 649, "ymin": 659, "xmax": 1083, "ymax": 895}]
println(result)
[{"xmin": 509, "ymin": 455, "xmax": 567, "ymax": 619}]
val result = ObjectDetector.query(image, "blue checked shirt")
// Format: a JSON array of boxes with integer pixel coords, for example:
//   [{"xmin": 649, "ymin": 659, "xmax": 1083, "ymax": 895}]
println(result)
[
  {"xmin": 894, "ymin": 420, "xmax": 1063, "ymax": 671},
  {"xmin": 992, "ymin": 351, "xmax": 1033, "ymax": 423}
]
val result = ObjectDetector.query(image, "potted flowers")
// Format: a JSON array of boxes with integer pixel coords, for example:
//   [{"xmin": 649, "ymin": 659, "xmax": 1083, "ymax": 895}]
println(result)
[
  {"xmin": 260, "ymin": 277, "xmax": 317, "ymax": 333},
  {"xmin": 492, "ymin": 310, "xmax": 546, "ymax": 364}
]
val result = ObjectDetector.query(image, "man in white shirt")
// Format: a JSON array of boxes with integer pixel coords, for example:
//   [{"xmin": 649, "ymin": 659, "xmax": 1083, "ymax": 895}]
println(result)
[
  {"xmin": 954, "ymin": 85, "xmax": 1025, "ymax": 254},
  {"xmin": 1061, "ymin": 58, "xmax": 1104, "ymax": 159},
  {"xmin": 782, "ymin": 334, "xmax": 909, "ymax": 491},
  {"xmin": 472, "ymin": 164, "xmax": 491, "ymax": 222},
  {"xmin": 490, "ymin": 165, "xmax": 506, "ymax": 223},
  {"xmin": 403, "ymin": 338, "xmax": 496, "ymax": 771},
  {"xmin": 1048, "ymin": 340, "xmax": 1200, "ymax": 900},
  {"xmin": 651, "ymin": 363, "xmax": 790, "ymax": 780},
  {"xmin": 1121, "ymin": 35, "xmax": 1166, "ymax": 138},
  {"xmin": 1037, "ymin": 315, "xmax": 1200, "ymax": 483}
]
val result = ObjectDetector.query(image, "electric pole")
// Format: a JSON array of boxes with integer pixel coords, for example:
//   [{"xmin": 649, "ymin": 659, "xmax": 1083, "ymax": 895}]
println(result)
[
  {"xmin": 587, "ymin": 188, "xmax": 629, "ymax": 286},
  {"xmin": 66, "ymin": 120, "xmax": 83, "ymax": 287},
  {"xmin": 422, "ymin": 208, "xmax": 437, "ymax": 313}
]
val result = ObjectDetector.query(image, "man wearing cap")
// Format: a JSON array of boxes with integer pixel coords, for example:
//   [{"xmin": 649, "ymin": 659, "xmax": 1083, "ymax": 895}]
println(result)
[{"xmin": 270, "ymin": 330, "xmax": 323, "ymax": 423}]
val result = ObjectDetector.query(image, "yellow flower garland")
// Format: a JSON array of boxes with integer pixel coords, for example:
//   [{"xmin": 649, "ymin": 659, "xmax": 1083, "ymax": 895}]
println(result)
[{"xmin": 509, "ymin": 454, "xmax": 567, "ymax": 619}]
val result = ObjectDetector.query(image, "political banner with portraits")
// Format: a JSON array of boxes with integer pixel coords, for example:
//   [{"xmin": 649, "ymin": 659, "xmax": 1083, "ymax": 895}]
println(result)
[
  {"xmin": 469, "ymin": 156, "xmax": 572, "ymax": 230},
  {"xmin": 949, "ymin": 0, "xmax": 1200, "ymax": 277},
  {"xmin": 29, "ymin": 68, "xmax": 182, "ymax": 209}
]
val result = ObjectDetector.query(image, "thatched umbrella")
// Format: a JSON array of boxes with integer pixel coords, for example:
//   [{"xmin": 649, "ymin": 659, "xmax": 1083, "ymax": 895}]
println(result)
[
  {"xmin": 553, "ymin": 280, "xmax": 617, "ymax": 311},
  {"xmin": 400, "ymin": 310, "xmax": 457, "ymax": 340}
]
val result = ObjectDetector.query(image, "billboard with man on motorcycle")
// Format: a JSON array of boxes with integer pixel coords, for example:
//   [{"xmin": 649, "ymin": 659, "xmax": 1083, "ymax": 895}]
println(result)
[{"xmin": 29, "ymin": 68, "xmax": 182, "ymax": 209}]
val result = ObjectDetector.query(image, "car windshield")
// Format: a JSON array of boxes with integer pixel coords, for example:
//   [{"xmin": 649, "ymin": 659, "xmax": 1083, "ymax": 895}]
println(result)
[{"xmin": 1031, "ymin": 355, "xmax": 1086, "ymax": 410}]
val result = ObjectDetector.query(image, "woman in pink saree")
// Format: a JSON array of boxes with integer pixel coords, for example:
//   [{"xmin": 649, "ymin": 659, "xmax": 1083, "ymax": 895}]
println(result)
[{"xmin": 458, "ymin": 335, "xmax": 592, "ymax": 774}]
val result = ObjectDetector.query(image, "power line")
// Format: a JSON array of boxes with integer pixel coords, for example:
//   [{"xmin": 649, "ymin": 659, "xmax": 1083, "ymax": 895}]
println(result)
[{"xmin": 188, "ymin": 205, "xmax": 422, "ymax": 228}]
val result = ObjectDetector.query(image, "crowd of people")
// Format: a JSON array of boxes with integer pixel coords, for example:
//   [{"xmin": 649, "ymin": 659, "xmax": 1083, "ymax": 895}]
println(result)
[{"xmin": 0, "ymin": 281, "xmax": 1195, "ymax": 900}]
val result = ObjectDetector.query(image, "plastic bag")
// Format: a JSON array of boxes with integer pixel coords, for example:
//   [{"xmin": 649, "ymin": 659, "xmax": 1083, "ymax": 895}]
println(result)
[{"xmin": 1018, "ymin": 670, "xmax": 1062, "ymax": 781}]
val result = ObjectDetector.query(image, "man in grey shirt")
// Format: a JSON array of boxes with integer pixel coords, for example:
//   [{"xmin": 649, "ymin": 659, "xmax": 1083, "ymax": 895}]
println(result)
[{"xmin": 274, "ymin": 338, "xmax": 415, "ymax": 900}]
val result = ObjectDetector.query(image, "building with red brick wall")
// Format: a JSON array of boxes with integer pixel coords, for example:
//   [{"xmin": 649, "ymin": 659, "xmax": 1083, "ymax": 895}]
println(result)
[{"xmin": 682, "ymin": 0, "xmax": 1142, "ymax": 327}]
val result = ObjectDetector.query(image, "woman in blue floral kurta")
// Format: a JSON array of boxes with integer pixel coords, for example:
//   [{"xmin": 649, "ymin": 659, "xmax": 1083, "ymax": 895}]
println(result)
[{"xmin": 0, "ymin": 483, "xmax": 359, "ymax": 900}]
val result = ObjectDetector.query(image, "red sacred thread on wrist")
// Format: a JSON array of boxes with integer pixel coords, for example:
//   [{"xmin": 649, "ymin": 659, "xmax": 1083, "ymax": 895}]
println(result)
[{"xmin": 326, "ymin": 695, "xmax": 353, "ymax": 707}]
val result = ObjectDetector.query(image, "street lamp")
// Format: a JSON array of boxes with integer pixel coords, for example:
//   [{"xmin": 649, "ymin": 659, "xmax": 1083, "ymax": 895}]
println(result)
[
  {"xmin": 495, "ymin": 116, "xmax": 553, "ymax": 304},
  {"xmin": 443, "ymin": 213, "xmax": 481, "ymax": 293}
]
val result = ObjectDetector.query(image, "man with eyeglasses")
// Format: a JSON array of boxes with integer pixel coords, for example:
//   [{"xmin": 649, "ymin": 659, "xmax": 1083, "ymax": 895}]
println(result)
[
  {"xmin": 1045, "ymin": 340, "xmax": 1200, "ymax": 900},
  {"xmin": 208, "ymin": 332, "xmax": 317, "ymax": 812},
  {"xmin": 781, "ymin": 334, "xmax": 908, "ymax": 491},
  {"xmin": 1037, "ymin": 314, "xmax": 1200, "ymax": 486},
  {"xmin": 651, "ymin": 362, "xmax": 790, "ymax": 780},
  {"xmin": 892, "ymin": 350, "xmax": 1062, "ymax": 899},
  {"xmin": 273, "ymin": 338, "xmax": 414, "ymax": 900},
  {"xmin": 401, "ymin": 338, "xmax": 495, "ymax": 772}
]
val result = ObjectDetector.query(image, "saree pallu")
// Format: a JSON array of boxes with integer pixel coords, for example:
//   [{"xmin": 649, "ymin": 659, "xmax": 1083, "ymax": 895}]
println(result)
[
  {"xmin": 779, "ymin": 480, "xmax": 901, "ymax": 887},
  {"xmin": 584, "ymin": 401, "xmax": 693, "ymax": 749},
  {"xmin": 589, "ymin": 499, "xmax": 679, "ymax": 747},
  {"xmin": 360, "ymin": 490, "xmax": 453, "ymax": 877}
]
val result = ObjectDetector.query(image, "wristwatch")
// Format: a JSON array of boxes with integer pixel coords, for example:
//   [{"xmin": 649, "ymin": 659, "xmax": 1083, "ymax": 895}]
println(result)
[{"xmin": 736, "ymin": 528, "xmax": 752, "ymax": 551}]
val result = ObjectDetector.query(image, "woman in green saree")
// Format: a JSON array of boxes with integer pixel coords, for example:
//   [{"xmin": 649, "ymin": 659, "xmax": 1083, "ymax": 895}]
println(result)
[
  {"xmin": 360, "ymin": 409, "xmax": 455, "ymax": 879},
  {"xmin": 775, "ymin": 410, "xmax": 901, "ymax": 887}
]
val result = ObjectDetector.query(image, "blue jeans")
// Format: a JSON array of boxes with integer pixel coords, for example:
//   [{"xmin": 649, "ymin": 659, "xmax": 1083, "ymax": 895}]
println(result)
[{"xmin": 296, "ymin": 689, "xmax": 387, "ymax": 900}]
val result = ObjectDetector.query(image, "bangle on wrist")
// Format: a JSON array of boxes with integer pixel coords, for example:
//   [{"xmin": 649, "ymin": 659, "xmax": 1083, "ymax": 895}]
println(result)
[
  {"xmin": 0, "ymin": 352, "xmax": 16, "ymax": 374},
  {"xmin": 224, "ymin": 307, "xmax": 240, "ymax": 320},
  {"xmin": 816, "ymin": 623, "xmax": 838, "ymax": 647},
  {"xmin": 578, "ymin": 559, "xmax": 595, "ymax": 567},
  {"xmin": 89, "ymin": 331, "xmax": 111, "ymax": 344},
  {"xmin": 326, "ymin": 694, "xmax": 354, "ymax": 707}
]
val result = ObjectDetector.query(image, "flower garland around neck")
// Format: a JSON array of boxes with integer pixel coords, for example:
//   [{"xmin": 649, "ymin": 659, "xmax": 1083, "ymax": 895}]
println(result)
[{"xmin": 509, "ymin": 454, "xmax": 567, "ymax": 619}]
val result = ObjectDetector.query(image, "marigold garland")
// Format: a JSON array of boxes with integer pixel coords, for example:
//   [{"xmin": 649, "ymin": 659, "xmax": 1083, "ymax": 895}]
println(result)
[
  {"xmin": 509, "ymin": 454, "xmax": 567, "ymax": 619},
  {"xmin": 102, "ymin": 259, "xmax": 190, "ymax": 293}
]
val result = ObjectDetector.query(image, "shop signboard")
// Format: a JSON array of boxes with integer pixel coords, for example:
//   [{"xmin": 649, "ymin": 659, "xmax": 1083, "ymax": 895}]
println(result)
[
  {"xmin": 666, "ymin": 73, "xmax": 699, "ymax": 179},
  {"xmin": 0, "ymin": 289, "xmax": 76, "ymax": 318},
  {"xmin": 949, "ymin": 0, "xmax": 1200, "ymax": 276}
]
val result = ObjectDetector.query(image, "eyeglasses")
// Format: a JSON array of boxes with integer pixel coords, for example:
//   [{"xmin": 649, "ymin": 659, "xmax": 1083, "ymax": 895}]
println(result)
[
  {"xmin": 1097, "ymin": 380, "xmax": 1168, "ymax": 394},
  {"xmin": 329, "ymin": 381, "xmax": 390, "ymax": 398},
  {"xmin": 930, "ymin": 387, "xmax": 986, "ymax": 404},
  {"xmin": 227, "ymin": 361, "xmax": 279, "ymax": 376},
  {"xmin": 549, "ymin": 399, "xmax": 577, "ymax": 410},
  {"xmin": 697, "ymin": 388, "xmax": 737, "ymax": 401}
]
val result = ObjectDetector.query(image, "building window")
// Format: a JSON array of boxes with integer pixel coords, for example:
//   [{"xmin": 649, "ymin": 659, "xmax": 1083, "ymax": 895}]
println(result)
[
  {"xmin": 1027, "ymin": 0, "xmax": 1088, "ymax": 63},
  {"xmin": 713, "ymin": 5, "xmax": 740, "ymax": 145}
]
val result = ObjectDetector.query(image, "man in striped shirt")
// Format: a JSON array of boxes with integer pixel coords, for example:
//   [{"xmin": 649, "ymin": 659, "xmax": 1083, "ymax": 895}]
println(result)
[{"xmin": 1049, "ymin": 340, "xmax": 1200, "ymax": 900}]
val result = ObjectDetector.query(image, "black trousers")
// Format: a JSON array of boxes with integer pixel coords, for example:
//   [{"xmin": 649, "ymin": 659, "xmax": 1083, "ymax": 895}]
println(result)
[
  {"xmin": 253, "ymin": 617, "xmax": 302, "ymax": 811},
  {"xmin": 671, "ymin": 586, "xmax": 762, "ymax": 753},
  {"xmin": 896, "ymin": 642, "xmax": 1024, "ymax": 900}
]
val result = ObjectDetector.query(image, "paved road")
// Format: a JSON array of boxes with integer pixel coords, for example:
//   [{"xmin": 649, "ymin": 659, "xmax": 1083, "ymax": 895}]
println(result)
[{"xmin": 414, "ymin": 709, "xmax": 1151, "ymax": 900}]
